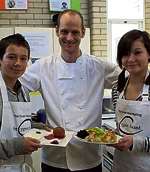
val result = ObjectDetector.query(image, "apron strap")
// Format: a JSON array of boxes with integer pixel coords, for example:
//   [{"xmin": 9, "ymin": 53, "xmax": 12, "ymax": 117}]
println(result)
[
  {"xmin": 142, "ymin": 84, "xmax": 149, "ymax": 101},
  {"xmin": 0, "ymin": 72, "xmax": 9, "ymax": 102},
  {"xmin": 21, "ymin": 86, "xmax": 29, "ymax": 102}
]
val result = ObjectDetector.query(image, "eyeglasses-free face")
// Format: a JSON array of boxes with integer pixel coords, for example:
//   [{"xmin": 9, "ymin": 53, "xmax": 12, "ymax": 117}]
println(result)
[
  {"xmin": 122, "ymin": 39, "xmax": 150, "ymax": 76},
  {"xmin": 0, "ymin": 44, "xmax": 29, "ymax": 82}
]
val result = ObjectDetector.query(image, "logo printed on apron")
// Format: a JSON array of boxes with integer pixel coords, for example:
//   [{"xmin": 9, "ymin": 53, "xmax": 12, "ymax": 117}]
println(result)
[
  {"xmin": 118, "ymin": 113, "xmax": 143, "ymax": 135},
  {"xmin": 17, "ymin": 118, "xmax": 32, "ymax": 136},
  {"xmin": 116, "ymin": 84, "xmax": 149, "ymax": 136}
]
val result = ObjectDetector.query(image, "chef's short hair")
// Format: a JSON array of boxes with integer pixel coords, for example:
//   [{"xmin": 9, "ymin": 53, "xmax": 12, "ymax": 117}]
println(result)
[{"xmin": 57, "ymin": 9, "xmax": 84, "ymax": 30}]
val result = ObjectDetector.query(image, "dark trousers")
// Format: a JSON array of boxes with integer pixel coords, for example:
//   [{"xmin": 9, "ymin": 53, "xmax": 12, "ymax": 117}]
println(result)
[{"xmin": 41, "ymin": 163, "xmax": 102, "ymax": 172}]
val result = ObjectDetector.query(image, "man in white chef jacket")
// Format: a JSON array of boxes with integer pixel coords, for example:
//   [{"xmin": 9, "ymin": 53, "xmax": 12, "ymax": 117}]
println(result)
[{"xmin": 21, "ymin": 9, "xmax": 119, "ymax": 172}]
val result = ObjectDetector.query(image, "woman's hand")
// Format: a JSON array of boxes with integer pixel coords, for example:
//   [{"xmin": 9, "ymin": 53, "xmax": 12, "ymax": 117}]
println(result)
[{"xmin": 112, "ymin": 135, "xmax": 133, "ymax": 151}]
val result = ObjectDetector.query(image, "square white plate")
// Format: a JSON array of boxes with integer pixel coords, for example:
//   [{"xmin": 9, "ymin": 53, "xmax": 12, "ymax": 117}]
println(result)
[{"xmin": 24, "ymin": 128, "xmax": 75, "ymax": 147}]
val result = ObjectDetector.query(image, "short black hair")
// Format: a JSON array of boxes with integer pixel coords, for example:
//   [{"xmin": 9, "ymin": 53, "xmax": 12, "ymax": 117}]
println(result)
[
  {"xmin": 117, "ymin": 29, "xmax": 150, "ymax": 68},
  {"xmin": 57, "ymin": 9, "xmax": 84, "ymax": 29},
  {"xmin": 0, "ymin": 33, "xmax": 30, "ymax": 60}
]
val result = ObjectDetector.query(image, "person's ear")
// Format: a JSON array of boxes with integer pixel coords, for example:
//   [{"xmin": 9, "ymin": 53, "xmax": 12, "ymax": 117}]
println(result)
[
  {"xmin": 55, "ymin": 26, "xmax": 59, "ymax": 37},
  {"xmin": 81, "ymin": 27, "xmax": 85, "ymax": 38}
]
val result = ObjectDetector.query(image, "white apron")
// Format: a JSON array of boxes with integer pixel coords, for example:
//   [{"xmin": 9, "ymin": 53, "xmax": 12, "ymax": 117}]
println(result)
[
  {"xmin": 112, "ymin": 85, "xmax": 150, "ymax": 172},
  {"xmin": 0, "ymin": 72, "xmax": 34, "ymax": 172}
]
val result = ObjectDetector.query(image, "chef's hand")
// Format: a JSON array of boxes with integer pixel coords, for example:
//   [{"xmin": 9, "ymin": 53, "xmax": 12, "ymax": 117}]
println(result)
[
  {"xmin": 112, "ymin": 135, "xmax": 133, "ymax": 151},
  {"xmin": 23, "ymin": 137, "xmax": 41, "ymax": 154}
]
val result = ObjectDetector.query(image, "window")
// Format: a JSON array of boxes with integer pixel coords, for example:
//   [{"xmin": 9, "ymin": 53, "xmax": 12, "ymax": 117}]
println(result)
[
  {"xmin": 107, "ymin": 0, "xmax": 144, "ymax": 63},
  {"xmin": 108, "ymin": 0, "xmax": 144, "ymax": 19}
]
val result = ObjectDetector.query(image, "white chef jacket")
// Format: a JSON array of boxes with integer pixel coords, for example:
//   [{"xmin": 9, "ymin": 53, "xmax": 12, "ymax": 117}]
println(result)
[{"xmin": 21, "ymin": 53, "xmax": 119, "ymax": 171}]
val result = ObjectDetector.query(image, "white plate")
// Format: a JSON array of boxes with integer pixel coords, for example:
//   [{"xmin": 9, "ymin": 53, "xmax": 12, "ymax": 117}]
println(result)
[
  {"xmin": 74, "ymin": 132, "xmax": 122, "ymax": 145},
  {"xmin": 74, "ymin": 135, "xmax": 121, "ymax": 145},
  {"xmin": 24, "ymin": 128, "xmax": 75, "ymax": 147}
]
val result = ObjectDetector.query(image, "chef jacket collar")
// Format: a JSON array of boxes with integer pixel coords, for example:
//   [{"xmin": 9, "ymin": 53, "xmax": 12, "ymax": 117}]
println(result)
[{"xmin": 56, "ymin": 53, "xmax": 84, "ymax": 79}]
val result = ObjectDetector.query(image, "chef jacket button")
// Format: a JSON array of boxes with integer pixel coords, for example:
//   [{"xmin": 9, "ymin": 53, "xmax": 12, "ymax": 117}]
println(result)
[
  {"xmin": 62, "ymin": 105, "xmax": 65, "ymax": 110},
  {"xmin": 78, "ymin": 106, "xmax": 83, "ymax": 109}
]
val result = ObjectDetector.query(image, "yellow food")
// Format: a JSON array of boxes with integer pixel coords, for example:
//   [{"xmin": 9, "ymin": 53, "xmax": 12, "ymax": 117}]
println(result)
[
  {"xmin": 101, "ymin": 130, "xmax": 117, "ymax": 143},
  {"xmin": 86, "ymin": 129, "xmax": 117, "ymax": 143}
]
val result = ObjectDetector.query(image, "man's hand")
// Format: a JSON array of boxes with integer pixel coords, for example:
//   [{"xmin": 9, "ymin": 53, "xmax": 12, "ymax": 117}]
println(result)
[{"xmin": 23, "ymin": 137, "xmax": 41, "ymax": 154}]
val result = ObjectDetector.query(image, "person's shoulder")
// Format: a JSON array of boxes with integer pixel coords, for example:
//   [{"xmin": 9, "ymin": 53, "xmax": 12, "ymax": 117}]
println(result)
[
  {"xmin": 33, "ymin": 55, "xmax": 57, "ymax": 66},
  {"xmin": 39, "ymin": 55, "xmax": 55, "ymax": 63},
  {"xmin": 83, "ymin": 53, "xmax": 107, "ymax": 65},
  {"xmin": 88, "ymin": 54, "xmax": 115, "ymax": 66},
  {"xmin": 83, "ymin": 54, "xmax": 118, "ymax": 74},
  {"xmin": 84, "ymin": 53, "xmax": 102, "ymax": 61}
]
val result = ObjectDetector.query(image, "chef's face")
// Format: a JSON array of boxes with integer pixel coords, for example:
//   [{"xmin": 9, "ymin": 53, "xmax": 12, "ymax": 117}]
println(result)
[
  {"xmin": 56, "ymin": 13, "xmax": 85, "ymax": 55},
  {"xmin": 0, "ymin": 44, "xmax": 29, "ymax": 81},
  {"xmin": 122, "ymin": 39, "xmax": 150, "ymax": 76}
]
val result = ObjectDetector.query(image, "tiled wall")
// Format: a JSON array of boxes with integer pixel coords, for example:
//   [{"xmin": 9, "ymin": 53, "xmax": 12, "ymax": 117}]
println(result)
[
  {"xmin": 0, "ymin": 0, "xmax": 148, "ymax": 59},
  {"xmin": 145, "ymin": 0, "xmax": 150, "ymax": 33},
  {"xmin": 89, "ymin": 0, "xmax": 107, "ymax": 58},
  {"xmin": 0, "ymin": 0, "xmax": 89, "ymax": 27}
]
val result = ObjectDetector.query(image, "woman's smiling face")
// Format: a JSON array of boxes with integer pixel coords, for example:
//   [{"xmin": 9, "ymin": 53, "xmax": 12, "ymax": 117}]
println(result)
[{"xmin": 122, "ymin": 39, "xmax": 150, "ymax": 76}]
